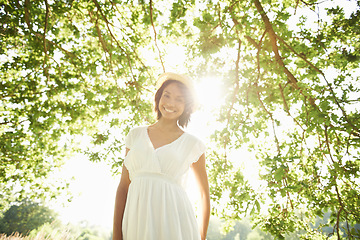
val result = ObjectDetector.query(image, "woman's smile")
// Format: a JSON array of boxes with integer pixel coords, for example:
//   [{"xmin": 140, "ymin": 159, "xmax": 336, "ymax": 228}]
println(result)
[{"xmin": 163, "ymin": 106, "xmax": 176, "ymax": 113}]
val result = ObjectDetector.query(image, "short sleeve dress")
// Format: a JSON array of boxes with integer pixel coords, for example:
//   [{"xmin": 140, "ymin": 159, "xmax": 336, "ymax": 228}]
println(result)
[{"xmin": 122, "ymin": 126, "xmax": 206, "ymax": 240}]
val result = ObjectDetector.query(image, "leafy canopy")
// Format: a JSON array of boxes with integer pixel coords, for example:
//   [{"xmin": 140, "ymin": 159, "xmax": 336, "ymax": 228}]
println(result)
[{"xmin": 1, "ymin": 0, "xmax": 359, "ymax": 238}]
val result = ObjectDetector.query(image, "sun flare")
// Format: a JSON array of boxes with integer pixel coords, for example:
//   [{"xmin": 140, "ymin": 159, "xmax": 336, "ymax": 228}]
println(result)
[{"xmin": 195, "ymin": 76, "xmax": 224, "ymax": 111}]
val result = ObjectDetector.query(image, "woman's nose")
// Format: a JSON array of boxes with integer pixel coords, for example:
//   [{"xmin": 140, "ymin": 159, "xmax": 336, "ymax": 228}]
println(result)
[
  {"xmin": 166, "ymin": 98, "xmax": 175, "ymax": 106},
  {"xmin": 167, "ymin": 101, "xmax": 174, "ymax": 107}
]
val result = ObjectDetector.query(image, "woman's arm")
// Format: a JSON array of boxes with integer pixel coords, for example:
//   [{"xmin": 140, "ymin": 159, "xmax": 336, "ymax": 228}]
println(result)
[
  {"xmin": 192, "ymin": 153, "xmax": 210, "ymax": 240},
  {"xmin": 113, "ymin": 148, "xmax": 131, "ymax": 240}
]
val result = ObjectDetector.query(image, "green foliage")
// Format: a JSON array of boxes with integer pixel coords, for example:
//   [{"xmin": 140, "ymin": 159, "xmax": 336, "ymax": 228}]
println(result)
[
  {"xmin": 204, "ymin": 217, "xmax": 274, "ymax": 240},
  {"xmin": 1, "ymin": 0, "xmax": 153, "ymax": 210},
  {"xmin": 1, "ymin": 0, "xmax": 360, "ymax": 239},
  {"xmin": 0, "ymin": 199, "xmax": 57, "ymax": 236},
  {"xmin": 190, "ymin": 0, "xmax": 360, "ymax": 238}
]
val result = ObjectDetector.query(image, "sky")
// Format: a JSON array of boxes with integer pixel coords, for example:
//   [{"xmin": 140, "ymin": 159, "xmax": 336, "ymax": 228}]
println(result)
[{"xmin": 53, "ymin": 154, "xmax": 118, "ymax": 230}]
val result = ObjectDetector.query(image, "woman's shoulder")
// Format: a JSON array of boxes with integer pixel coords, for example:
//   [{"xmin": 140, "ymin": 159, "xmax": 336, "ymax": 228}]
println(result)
[
  {"xmin": 183, "ymin": 132, "xmax": 206, "ymax": 160},
  {"xmin": 129, "ymin": 125, "xmax": 147, "ymax": 131},
  {"xmin": 127, "ymin": 125, "xmax": 148, "ymax": 136},
  {"xmin": 183, "ymin": 131, "xmax": 205, "ymax": 146}
]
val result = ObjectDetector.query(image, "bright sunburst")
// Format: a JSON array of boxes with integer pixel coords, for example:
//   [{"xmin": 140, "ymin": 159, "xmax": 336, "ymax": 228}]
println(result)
[{"xmin": 195, "ymin": 76, "xmax": 224, "ymax": 112}]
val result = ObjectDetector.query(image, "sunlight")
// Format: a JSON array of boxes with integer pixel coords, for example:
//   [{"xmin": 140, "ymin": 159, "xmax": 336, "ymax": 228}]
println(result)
[
  {"xmin": 187, "ymin": 75, "xmax": 225, "ymax": 141},
  {"xmin": 195, "ymin": 76, "xmax": 224, "ymax": 112},
  {"xmin": 51, "ymin": 153, "xmax": 117, "ymax": 230},
  {"xmin": 163, "ymin": 44, "xmax": 188, "ymax": 73}
]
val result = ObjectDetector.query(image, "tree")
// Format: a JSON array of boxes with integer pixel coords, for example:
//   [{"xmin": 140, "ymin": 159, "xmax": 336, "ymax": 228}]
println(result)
[
  {"xmin": 1, "ymin": 0, "xmax": 359, "ymax": 239},
  {"xmin": 0, "ymin": 199, "xmax": 57, "ymax": 236},
  {"xmin": 1, "ymin": 0, "xmax": 153, "ymax": 210},
  {"xmin": 196, "ymin": 1, "xmax": 360, "ymax": 239}
]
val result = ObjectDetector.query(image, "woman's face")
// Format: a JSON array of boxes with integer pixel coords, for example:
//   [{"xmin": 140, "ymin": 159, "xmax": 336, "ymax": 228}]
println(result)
[{"xmin": 159, "ymin": 82, "xmax": 186, "ymax": 121}]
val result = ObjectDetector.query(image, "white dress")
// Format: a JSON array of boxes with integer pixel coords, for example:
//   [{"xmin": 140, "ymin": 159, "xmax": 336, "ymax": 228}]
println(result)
[{"xmin": 122, "ymin": 126, "xmax": 206, "ymax": 240}]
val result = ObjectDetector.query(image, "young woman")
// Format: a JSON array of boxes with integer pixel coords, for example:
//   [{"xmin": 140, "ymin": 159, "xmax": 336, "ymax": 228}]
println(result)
[{"xmin": 113, "ymin": 72, "xmax": 210, "ymax": 240}]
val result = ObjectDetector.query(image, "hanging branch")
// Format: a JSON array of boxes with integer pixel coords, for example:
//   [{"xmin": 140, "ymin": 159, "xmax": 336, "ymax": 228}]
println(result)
[
  {"xmin": 220, "ymin": 39, "xmax": 242, "ymax": 165},
  {"xmin": 283, "ymin": 178, "xmax": 294, "ymax": 210},
  {"xmin": 231, "ymin": 10, "xmax": 281, "ymax": 153},
  {"xmin": 98, "ymin": 1, "xmax": 148, "ymax": 73},
  {"xmin": 252, "ymin": 0, "xmax": 317, "ymax": 108},
  {"xmin": 324, "ymin": 124, "xmax": 336, "ymax": 164},
  {"xmin": 91, "ymin": 0, "xmax": 137, "ymax": 82},
  {"xmin": 278, "ymin": 83, "xmax": 304, "ymax": 131},
  {"xmin": 32, "ymin": 32, "xmax": 79, "ymax": 61},
  {"xmin": 256, "ymin": 84, "xmax": 281, "ymax": 154},
  {"xmin": 88, "ymin": 10, "xmax": 112, "ymax": 73},
  {"xmin": 149, "ymin": 0, "xmax": 166, "ymax": 72},
  {"xmin": 22, "ymin": 1, "xmax": 78, "ymax": 65},
  {"xmin": 94, "ymin": 17, "xmax": 109, "ymax": 53},
  {"xmin": 90, "ymin": 1, "xmax": 153, "ymax": 93},
  {"xmin": 43, "ymin": 0, "xmax": 50, "ymax": 83},
  {"xmin": 91, "ymin": 3, "xmax": 152, "ymax": 93},
  {"xmin": 251, "ymin": 27, "xmax": 281, "ymax": 155},
  {"xmin": 276, "ymin": 35, "xmax": 359, "ymax": 137},
  {"xmin": 294, "ymin": 0, "xmax": 300, "ymax": 14},
  {"xmin": 109, "ymin": 2, "xmax": 149, "ymax": 69},
  {"xmin": 43, "ymin": 0, "xmax": 49, "ymax": 55},
  {"xmin": 334, "ymin": 185, "xmax": 344, "ymax": 239},
  {"xmin": 226, "ymin": 39, "xmax": 242, "ymax": 125},
  {"xmin": 24, "ymin": 0, "xmax": 31, "ymax": 29},
  {"xmin": 228, "ymin": 15, "xmax": 253, "ymax": 124}
]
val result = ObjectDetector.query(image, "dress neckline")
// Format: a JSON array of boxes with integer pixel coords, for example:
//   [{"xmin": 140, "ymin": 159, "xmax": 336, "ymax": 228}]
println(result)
[{"xmin": 146, "ymin": 126, "xmax": 186, "ymax": 151}]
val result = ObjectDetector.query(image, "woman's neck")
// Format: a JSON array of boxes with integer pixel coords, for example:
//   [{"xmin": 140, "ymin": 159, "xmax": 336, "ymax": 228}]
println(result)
[{"xmin": 153, "ymin": 118, "xmax": 181, "ymax": 132}]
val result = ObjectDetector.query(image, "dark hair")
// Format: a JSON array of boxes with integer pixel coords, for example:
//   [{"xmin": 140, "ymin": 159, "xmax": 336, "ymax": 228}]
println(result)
[{"xmin": 154, "ymin": 80, "xmax": 195, "ymax": 128}]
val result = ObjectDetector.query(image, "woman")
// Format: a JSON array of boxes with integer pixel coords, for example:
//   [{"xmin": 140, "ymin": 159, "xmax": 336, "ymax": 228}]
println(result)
[{"xmin": 113, "ymin": 72, "xmax": 210, "ymax": 240}]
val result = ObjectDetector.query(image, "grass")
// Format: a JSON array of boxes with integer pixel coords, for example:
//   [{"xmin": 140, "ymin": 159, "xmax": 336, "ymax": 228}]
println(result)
[
  {"xmin": 0, "ymin": 232, "xmax": 72, "ymax": 240},
  {"xmin": 0, "ymin": 225, "xmax": 73, "ymax": 240},
  {"xmin": 0, "ymin": 233, "xmax": 36, "ymax": 240},
  {"xmin": 0, "ymin": 220, "xmax": 109, "ymax": 240}
]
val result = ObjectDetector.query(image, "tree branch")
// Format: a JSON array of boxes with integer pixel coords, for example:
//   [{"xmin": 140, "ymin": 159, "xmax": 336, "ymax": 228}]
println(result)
[
  {"xmin": 109, "ymin": 2, "xmax": 151, "ymax": 79},
  {"xmin": 275, "ymin": 18, "xmax": 359, "ymax": 137},
  {"xmin": 43, "ymin": 0, "xmax": 50, "ymax": 83},
  {"xmin": 90, "ymin": 5, "xmax": 152, "ymax": 93},
  {"xmin": 334, "ymin": 182, "xmax": 345, "ymax": 239},
  {"xmin": 226, "ymin": 39, "xmax": 242, "ymax": 125},
  {"xmin": 91, "ymin": 0, "xmax": 137, "ymax": 82},
  {"xmin": 279, "ymin": 83, "xmax": 304, "ymax": 131},
  {"xmin": 149, "ymin": 0, "xmax": 165, "ymax": 72},
  {"xmin": 24, "ymin": 0, "xmax": 31, "ymax": 29},
  {"xmin": 88, "ymin": 10, "xmax": 112, "ymax": 74},
  {"xmin": 324, "ymin": 124, "xmax": 335, "ymax": 165},
  {"xmin": 33, "ymin": 32, "xmax": 79, "ymax": 61},
  {"xmin": 94, "ymin": 17, "xmax": 109, "ymax": 53},
  {"xmin": 253, "ymin": 0, "xmax": 317, "ymax": 107},
  {"xmin": 251, "ymin": 26, "xmax": 281, "ymax": 154},
  {"xmin": 256, "ymin": 85, "xmax": 281, "ymax": 154},
  {"xmin": 43, "ymin": 0, "xmax": 49, "ymax": 54}
]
